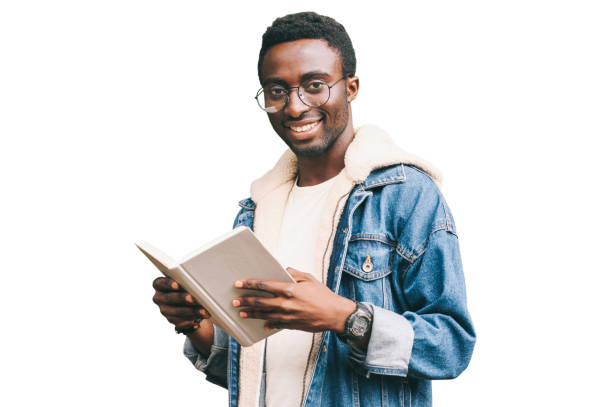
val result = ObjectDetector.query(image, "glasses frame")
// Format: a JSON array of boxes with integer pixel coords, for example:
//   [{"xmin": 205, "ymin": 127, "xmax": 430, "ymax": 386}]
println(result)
[{"xmin": 255, "ymin": 76, "xmax": 346, "ymax": 113}]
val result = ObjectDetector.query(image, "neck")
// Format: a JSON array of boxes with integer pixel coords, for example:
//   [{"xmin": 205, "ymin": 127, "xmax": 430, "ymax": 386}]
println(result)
[{"xmin": 296, "ymin": 121, "xmax": 354, "ymax": 187}]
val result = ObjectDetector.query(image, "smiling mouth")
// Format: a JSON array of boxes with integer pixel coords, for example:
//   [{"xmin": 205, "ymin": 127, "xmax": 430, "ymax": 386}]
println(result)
[{"xmin": 287, "ymin": 119, "xmax": 323, "ymax": 133}]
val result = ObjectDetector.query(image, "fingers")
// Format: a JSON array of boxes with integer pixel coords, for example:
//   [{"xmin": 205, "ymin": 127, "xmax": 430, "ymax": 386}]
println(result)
[
  {"xmin": 239, "ymin": 310, "xmax": 289, "ymax": 320},
  {"xmin": 168, "ymin": 316, "xmax": 207, "ymax": 329},
  {"xmin": 152, "ymin": 277, "xmax": 181, "ymax": 292},
  {"xmin": 237, "ymin": 309, "xmax": 313, "ymax": 332},
  {"xmin": 235, "ymin": 279, "xmax": 295, "ymax": 297},
  {"xmin": 233, "ymin": 296, "xmax": 295, "ymax": 321},
  {"xmin": 160, "ymin": 304, "xmax": 209, "ymax": 319},
  {"xmin": 152, "ymin": 291, "xmax": 199, "ymax": 307},
  {"xmin": 153, "ymin": 288, "xmax": 211, "ymax": 323},
  {"xmin": 232, "ymin": 295, "xmax": 287, "ymax": 310}
]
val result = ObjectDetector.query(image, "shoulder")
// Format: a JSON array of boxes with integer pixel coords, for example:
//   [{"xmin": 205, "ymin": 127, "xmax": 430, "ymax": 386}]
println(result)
[
  {"xmin": 362, "ymin": 164, "xmax": 456, "ymax": 238},
  {"xmin": 365, "ymin": 164, "xmax": 446, "ymax": 209}
]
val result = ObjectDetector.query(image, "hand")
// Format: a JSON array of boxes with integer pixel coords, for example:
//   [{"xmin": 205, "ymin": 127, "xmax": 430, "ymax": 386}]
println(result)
[
  {"xmin": 233, "ymin": 267, "xmax": 356, "ymax": 333},
  {"xmin": 152, "ymin": 277, "xmax": 211, "ymax": 332}
]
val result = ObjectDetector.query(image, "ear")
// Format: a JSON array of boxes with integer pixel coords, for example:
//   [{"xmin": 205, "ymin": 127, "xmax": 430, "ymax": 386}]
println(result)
[{"xmin": 346, "ymin": 76, "xmax": 360, "ymax": 103}]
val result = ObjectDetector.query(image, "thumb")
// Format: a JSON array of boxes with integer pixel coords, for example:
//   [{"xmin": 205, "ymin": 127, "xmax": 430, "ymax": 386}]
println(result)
[{"xmin": 286, "ymin": 267, "xmax": 310, "ymax": 282}]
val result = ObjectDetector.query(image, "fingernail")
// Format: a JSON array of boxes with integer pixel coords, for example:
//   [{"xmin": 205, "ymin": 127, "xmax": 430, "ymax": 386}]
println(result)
[
  {"xmin": 264, "ymin": 326, "xmax": 271, "ymax": 331},
  {"xmin": 235, "ymin": 281, "xmax": 243, "ymax": 288},
  {"xmin": 232, "ymin": 299, "xmax": 240, "ymax": 307},
  {"xmin": 199, "ymin": 309, "xmax": 208, "ymax": 316},
  {"xmin": 171, "ymin": 282, "xmax": 179, "ymax": 289},
  {"xmin": 185, "ymin": 295, "xmax": 194, "ymax": 303},
  {"xmin": 239, "ymin": 311, "xmax": 247, "ymax": 318}
]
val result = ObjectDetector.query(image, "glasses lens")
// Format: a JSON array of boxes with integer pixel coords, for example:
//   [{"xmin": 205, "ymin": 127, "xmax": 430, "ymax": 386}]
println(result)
[
  {"xmin": 256, "ymin": 80, "xmax": 337, "ymax": 112},
  {"xmin": 257, "ymin": 87, "xmax": 285, "ymax": 113},
  {"xmin": 300, "ymin": 81, "xmax": 331, "ymax": 107}
]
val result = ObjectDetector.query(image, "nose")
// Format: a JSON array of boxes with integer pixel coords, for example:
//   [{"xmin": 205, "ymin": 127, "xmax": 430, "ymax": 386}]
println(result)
[{"xmin": 283, "ymin": 87, "xmax": 310, "ymax": 117}]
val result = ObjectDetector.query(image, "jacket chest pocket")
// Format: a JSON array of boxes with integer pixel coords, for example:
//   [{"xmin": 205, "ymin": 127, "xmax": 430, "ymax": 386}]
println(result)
[{"xmin": 341, "ymin": 235, "xmax": 395, "ymax": 308}]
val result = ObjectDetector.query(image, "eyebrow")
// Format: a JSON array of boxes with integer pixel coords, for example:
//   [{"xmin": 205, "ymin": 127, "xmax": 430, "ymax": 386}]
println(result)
[{"xmin": 262, "ymin": 71, "xmax": 332, "ymax": 87}]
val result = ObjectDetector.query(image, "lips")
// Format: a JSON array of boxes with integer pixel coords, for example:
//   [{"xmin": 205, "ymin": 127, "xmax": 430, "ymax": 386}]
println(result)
[{"xmin": 284, "ymin": 118, "xmax": 323, "ymax": 135}]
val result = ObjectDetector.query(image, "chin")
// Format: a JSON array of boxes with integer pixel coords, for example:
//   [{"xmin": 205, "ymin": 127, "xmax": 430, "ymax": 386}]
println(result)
[
  {"xmin": 290, "ymin": 144, "xmax": 329, "ymax": 157},
  {"xmin": 287, "ymin": 134, "xmax": 336, "ymax": 157}
]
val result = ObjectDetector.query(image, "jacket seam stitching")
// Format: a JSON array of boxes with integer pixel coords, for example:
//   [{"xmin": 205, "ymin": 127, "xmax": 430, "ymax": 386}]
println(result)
[
  {"xmin": 362, "ymin": 177, "xmax": 405, "ymax": 189},
  {"xmin": 440, "ymin": 199, "xmax": 455, "ymax": 234},
  {"xmin": 361, "ymin": 164, "xmax": 407, "ymax": 190},
  {"xmin": 349, "ymin": 233, "xmax": 396, "ymax": 246},
  {"xmin": 399, "ymin": 228, "xmax": 458, "ymax": 280},
  {"xmin": 396, "ymin": 222, "xmax": 454, "ymax": 262},
  {"xmin": 343, "ymin": 264, "xmax": 393, "ymax": 281}
]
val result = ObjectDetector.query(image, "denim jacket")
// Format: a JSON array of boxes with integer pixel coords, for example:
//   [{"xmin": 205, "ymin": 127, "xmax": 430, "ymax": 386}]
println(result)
[{"xmin": 184, "ymin": 125, "xmax": 475, "ymax": 407}]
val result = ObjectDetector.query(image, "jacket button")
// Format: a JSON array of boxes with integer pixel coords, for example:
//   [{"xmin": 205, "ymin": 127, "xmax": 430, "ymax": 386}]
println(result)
[
  {"xmin": 362, "ymin": 255, "xmax": 374, "ymax": 273},
  {"xmin": 323, "ymin": 345, "xmax": 327, "ymax": 353},
  {"xmin": 342, "ymin": 228, "xmax": 348, "ymax": 234}
]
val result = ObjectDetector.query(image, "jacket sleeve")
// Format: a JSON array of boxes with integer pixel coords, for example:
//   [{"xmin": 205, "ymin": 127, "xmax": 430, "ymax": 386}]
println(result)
[
  {"xmin": 348, "ymin": 228, "xmax": 476, "ymax": 379},
  {"xmin": 183, "ymin": 324, "xmax": 229, "ymax": 388}
]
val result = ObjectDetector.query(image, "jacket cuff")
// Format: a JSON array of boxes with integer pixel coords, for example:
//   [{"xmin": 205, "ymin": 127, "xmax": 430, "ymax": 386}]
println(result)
[
  {"xmin": 182, "ymin": 325, "xmax": 229, "ymax": 388},
  {"xmin": 347, "ymin": 303, "xmax": 414, "ymax": 378}
]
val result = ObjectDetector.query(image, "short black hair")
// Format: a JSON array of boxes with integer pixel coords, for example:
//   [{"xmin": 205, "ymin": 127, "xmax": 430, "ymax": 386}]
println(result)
[{"xmin": 258, "ymin": 12, "xmax": 356, "ymax": 83}]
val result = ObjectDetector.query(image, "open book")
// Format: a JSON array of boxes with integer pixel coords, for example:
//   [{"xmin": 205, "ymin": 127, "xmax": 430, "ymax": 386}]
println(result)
[{"xmin": 136, "ymin": 226, "xmax": 294, "ymax": 347}]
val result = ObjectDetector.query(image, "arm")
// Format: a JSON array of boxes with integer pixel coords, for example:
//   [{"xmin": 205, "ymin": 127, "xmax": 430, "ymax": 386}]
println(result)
[
  {"xmin": 151, "ymin": 276, "xmax": 229, "ymax": 388},
  {"xmin": 183, "ymin": 322, "xmax": 229, "ymax": 388},
  {"xmin": 185, "ymin": 322, "xmax": 214, "ymax": 356}
]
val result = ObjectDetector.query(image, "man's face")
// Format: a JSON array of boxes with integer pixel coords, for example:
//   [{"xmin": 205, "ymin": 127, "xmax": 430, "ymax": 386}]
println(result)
[{"xmin": 259, "ymin": 39, "xmax": 357, "ymax": 157}]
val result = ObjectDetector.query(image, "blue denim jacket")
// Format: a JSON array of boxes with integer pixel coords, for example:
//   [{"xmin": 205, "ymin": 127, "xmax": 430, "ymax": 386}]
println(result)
[
  {"xmin": 185, "ymin": 164, "xmax": 475, "ymax": 407},
  {"xmin": 184, "ymin": 126, "xmax": 475, "ymax": 407}
]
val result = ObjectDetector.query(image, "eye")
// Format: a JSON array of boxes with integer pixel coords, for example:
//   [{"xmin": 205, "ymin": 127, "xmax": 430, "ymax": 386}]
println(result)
[
  {"xmin": 265, "ymin": 86, "xmax": 287, "ymax": 100},
  {"xmin": 304, "ymin": 81, "xmax": 327, "ymax": 93}
]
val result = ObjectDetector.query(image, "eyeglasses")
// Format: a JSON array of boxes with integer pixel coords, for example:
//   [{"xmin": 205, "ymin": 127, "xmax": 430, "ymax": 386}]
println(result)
[{"xmin": 255, "ymin": 77, "xmax": 345, "ymax": 113}]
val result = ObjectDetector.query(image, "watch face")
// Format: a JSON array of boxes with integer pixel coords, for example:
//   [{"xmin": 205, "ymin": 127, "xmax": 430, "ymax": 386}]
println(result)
[{"xmin": 350, "ymin": 315, "xmax": 369, "ymax": 336}]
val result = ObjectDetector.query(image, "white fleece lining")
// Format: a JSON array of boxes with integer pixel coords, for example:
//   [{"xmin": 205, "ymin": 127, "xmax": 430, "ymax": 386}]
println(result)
[
  {"xmin": 237, "ymin": 125, "xmax": 441, "ymax": 407},
  {"xmin": 238, "ymin": 181, "xmax": 294, "ymax": 407}
]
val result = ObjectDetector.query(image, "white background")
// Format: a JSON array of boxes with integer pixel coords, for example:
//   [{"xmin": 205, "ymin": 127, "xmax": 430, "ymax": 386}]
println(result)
[{"xmin": 1, "ymin": 1, "xmax": 611, "ymax": 406}]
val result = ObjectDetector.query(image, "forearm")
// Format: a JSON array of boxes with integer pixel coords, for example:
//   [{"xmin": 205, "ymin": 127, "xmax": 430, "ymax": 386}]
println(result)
[
  {"xmin": 185, "ymin": 319, "xmax": 215, "ymax": 356},
  {"xmin": 183, "ymin": 322, "xmax": 229, "ymax": 388}
]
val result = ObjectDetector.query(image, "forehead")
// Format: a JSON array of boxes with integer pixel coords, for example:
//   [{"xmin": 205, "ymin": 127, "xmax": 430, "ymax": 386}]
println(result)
[{"xmin": 260, "ymin": 38, "xmax": 342, "ymax": 82}]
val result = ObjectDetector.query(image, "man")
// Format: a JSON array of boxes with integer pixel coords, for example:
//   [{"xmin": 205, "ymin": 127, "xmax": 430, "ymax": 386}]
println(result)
[{"xmin": 152, "ymin": 11, "xmax": 475, "ymax": 407}]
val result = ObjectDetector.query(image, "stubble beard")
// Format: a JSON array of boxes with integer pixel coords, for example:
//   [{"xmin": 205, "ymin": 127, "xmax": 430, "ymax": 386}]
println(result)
[{"xmin": 289, "ymin": 100, "xmax": 349, "ymax": 158}]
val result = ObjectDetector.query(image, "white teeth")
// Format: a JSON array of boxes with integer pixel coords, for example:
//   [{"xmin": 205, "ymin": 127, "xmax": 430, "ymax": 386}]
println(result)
[{"xmin": 290, "ymin": 121, "xmax": 319, "ymax": 132}]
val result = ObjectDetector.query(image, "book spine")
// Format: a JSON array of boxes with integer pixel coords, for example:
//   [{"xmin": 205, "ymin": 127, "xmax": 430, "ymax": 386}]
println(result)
[{"xmin": 170, "ymin": 265, "xmax": 253, "ymax": 346}]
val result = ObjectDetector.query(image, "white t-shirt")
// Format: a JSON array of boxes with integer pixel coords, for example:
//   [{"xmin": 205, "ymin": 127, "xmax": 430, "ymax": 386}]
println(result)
[{"xmin": 265, "ymin": 174, "xmax": 339, "ymax": 407}]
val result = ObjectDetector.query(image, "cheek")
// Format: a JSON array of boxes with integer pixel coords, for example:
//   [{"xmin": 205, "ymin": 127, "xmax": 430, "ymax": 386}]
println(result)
[
  {"xmin": 267, "ymin": 114, "xmax": 283, "ymax": 131},
  {"xmin": 326, "ymin": 93, "xmax": 348, "ymax": 120},
  {"xmin": 329, "ymin": 101, "xmax": 349, "ymax": 126}
]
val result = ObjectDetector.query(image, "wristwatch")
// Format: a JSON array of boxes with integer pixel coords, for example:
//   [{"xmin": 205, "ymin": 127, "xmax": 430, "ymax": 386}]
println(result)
[{"xmin": 338, "ymin": 302, "xmax": 373, "ymax": 347}]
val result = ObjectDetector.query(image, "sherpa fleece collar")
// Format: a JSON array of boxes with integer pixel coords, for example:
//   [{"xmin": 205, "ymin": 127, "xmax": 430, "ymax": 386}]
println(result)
[{"xmin": 249, "ymin": 124, "xmax": 441, "ymax": 203}]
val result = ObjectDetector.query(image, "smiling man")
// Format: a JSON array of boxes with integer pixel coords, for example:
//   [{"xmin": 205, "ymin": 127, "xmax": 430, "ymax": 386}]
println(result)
[{"xmin": 152, "ymin": 11, "xmax": 475, "ymax": 407}]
